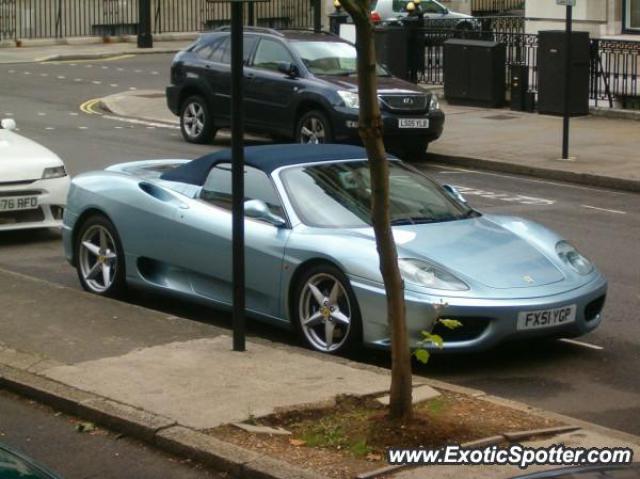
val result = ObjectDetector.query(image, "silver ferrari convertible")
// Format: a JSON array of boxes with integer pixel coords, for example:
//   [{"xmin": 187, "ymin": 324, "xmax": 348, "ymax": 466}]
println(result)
[{"xmin": 63, "ymin": 144, "xmax": 607, "ymax": 354}]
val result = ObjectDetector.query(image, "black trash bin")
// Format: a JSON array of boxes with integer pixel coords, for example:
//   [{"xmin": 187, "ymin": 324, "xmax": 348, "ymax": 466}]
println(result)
[
  {"xmin": 510, "ymin": 63, "xmax": 529, "ymax": 111},
  {"xmin": 444, "ymin": 39, "xmax": 506, "ymax": 108},
  {"xmin": 374, "ymin": 26, "xmax": 409, "ymax": 81}
]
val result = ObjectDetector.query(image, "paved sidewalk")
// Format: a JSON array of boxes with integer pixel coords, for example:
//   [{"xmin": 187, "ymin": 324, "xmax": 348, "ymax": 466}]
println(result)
[
  {"xmin": 1, "ymin": 269, "xmax": 640, "ymax": 479},
  {"xmin": 0, "ymin": 38, "xmax": 193, "ymax": 64},
  {"xmin": 101, "ymin": 89, "xmax": 640, "ymax": 193}
]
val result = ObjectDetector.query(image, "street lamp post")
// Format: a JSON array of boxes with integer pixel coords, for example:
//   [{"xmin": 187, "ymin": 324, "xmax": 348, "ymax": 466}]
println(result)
[{"xmin": 558, "ymin": 0, "xmax": 576, "ymax": 160}]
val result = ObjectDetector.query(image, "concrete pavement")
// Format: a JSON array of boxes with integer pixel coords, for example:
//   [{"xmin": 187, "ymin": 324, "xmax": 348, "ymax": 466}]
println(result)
[
  {"xmin": 99, "ymin": 89, "xmax": 640, "ymax": 193},
  {"xmin": 0, "ymin": 38, "xmax": 193, "ymax": 64},
  {"xmin": 1, "ymin": 268, "xmax": 640, "ymax": 479}
]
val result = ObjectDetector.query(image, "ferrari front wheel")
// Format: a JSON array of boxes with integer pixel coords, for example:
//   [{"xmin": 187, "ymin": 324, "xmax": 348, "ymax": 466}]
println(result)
[
  {"xmin": 75, "ymin": 215, "xmax": 126, "ymax": 297},
  {"xmin": 294, "ymin": 264, "xmax": 362, "ymax": 354}
]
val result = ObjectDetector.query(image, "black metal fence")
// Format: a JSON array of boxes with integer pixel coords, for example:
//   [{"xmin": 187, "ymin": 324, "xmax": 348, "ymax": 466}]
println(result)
[
  {"xmin": 416, "ymin": 18, "xmax": 640, "ymax": 109},
  {"xmin": 590, "ymin": 38, "xmax": 640, "ymax": 108},
  {"xmin": 471, "ymin": 0, "xmax": 525, "ymax": 16},
  {"xmin": 0, "ymin": 0, "xmax": 315, "ymax": 41}
]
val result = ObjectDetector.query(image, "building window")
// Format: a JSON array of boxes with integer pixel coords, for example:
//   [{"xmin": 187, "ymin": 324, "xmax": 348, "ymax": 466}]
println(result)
[{"xmin": 625, "ymin": 0, "xmax": 640, "ymax": 32}]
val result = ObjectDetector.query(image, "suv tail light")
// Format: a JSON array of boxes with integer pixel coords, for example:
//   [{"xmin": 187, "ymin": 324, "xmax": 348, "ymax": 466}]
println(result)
[{"xmin": 370, "ymin": 10, "xmax": 381, "ymax": 23}]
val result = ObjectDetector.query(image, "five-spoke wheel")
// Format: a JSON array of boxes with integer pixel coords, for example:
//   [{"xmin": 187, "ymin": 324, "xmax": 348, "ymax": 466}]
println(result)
[
  {"xmin": 180, "ymin": 95, "xmax": 216, "ymax": 144},
  {"xmin": 295, "ymin": 265, "xmax": 361, "ymax": 353},
  {"xmin": 75, "ymin": 215, "xmax": 126, "ymax": 297},
  {"xmin": 296, "ymin": 110, "xmax": 333, "ymax": 145}
]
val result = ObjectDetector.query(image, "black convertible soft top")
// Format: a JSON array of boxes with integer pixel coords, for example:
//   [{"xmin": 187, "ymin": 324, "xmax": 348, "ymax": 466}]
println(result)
[{"xmin": 160, "ymin": 144, "xmax": 375, "ymax": 186}]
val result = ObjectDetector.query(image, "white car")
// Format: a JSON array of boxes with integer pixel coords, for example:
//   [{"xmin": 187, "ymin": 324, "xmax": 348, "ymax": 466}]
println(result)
[{"xmin": 0, "ymin": 119, "xmax": 70, "ymax": 231}]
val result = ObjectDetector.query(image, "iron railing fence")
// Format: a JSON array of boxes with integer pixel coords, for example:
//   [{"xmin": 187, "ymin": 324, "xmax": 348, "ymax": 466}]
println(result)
[
  {"xmin": 590, "ymin": 39, "xmax": 640, "ymax": 108},
  {"xmin": 0, "ymin": 0, "xmax": 315, "ymax": 41},
  {"xmin": 418, "ymin": 24, "xmax": 640, "ymax": 108},
  {"xmin": 420, "ymin": 28, "xmax": 538, "ymax": 90},
  {"xmin": 471, "ymin": 0, "xmax": 525, "ymax": 16},
  {"xmin": 153, "ymin": 0, "xmax": 314, "ymax": 34}
]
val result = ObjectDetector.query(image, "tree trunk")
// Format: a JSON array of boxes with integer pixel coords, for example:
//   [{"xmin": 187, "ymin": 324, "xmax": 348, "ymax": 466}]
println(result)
[{"xmin": 339, "ymin": 0, "xmax": 413, "ymax": 421}]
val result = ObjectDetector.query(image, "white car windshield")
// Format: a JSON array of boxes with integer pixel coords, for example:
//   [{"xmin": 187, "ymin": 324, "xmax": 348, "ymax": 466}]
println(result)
[
  {"xmin": 281, "ymin": 161, "xmax": 475, "ymax": 228},
  {"xmin": 291, "ymin": 41, "xmax": 389, "ymax": 76}
]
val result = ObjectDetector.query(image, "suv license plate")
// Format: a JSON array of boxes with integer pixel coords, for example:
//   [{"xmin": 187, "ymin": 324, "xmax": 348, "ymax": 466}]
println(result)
[
  {"xmin": 399, "ymin": 119, "xmax": 429, "ymax": 129},
  {"xmin": 517, "ymin": 305, "xmax": 577, "ymax": 331}
]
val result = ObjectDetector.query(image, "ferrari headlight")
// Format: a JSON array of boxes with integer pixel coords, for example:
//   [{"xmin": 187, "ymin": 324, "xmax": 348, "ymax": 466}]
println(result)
[
  {"xmin": 42, "ymin": 166, "xmax": 67, "ymax": 179},
  {"xmin": 429, "ymin": 93, "xmax": 440, "ymax": 111},
  {"xmin": 556, "ymin": 241, "xmax": 593, "ymax": 275},
  {"xmin": 398, "ymin": 259, "xmax": 469, "ymax": 291},
  {"xmin": 337, "ymin": 90, "xmax": 360, "ymax": 109}
]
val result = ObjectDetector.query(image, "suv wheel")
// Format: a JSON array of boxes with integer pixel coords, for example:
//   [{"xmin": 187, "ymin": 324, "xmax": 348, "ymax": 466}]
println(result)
[
  {"xmin": 296, "ymin": 110, "xmax": 334, "ymax": 144},
  {"xmin": 180, "ymin": 95, "xmax": 216, "ymax": 144}
]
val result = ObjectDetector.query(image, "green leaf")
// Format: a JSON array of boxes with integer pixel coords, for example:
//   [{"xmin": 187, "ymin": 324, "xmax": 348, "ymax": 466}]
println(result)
[
  {"xmin": 429, "ymin": 334, "xmax": 444, "ymax": 348},
  {"xmin": 415, "ymin": 348, "xmax": 430, "ymax": 364},
  {"xmin": 439, "ymin": 319, "xmax": 463, "ymax": 330}
]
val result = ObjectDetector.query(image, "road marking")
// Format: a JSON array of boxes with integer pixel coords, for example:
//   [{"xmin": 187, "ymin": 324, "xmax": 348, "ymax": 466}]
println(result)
[
  {"xmin": 558, "ymin": 338, "xmax": 604, "ymax": 351},
  {"xmin": 69, "ymin": 112, "xmax": 79, "ymax": 116},
  {"xmin": 581, "ymin": 205, "xmax": 627, "ymax": 215},
  {"xmin": 151, "ymin": 71, "xmax": 159, "ymax": 75},
  {"xmin": 92, "ymin": 80, "xmax": 102, "ymax": 85},
  {"xmin": 453, "ymin": 185, "xmax": 555, "ymax": 206},
  {"xmin": 80, "ymin": 98, "xmax": 102, "ymax": 115},
  {"xmin": 110, "ymin": 83, "xmax": 119, "ymax": 87},
  {"xmin": 8, "ymin": 69, "xmax": 15, "ymax": 73},
  {"xmin": 431, "ymin": 163, "xmax": 638, "ymax": 197},
  {"xmin": 40, "ymin": 73, "xmax": 48, "ymax": 77},
  {"xmin": 129, "ymin": 87, "xmax": 137, "ymax": 90},
  {"xmin": 23, "ymin": 71, "xmax": 31, "ymax": 75},
  {"xmin": 78, "ymin": 126, "xmax": 89, "ymax": 130},
  {"xmin": 45, "ymin": 127, "xmax": 55, "ymax": 130},
  {"xmin": 37, "ymin": 112, "xmax": 46, "ymax": 116}
]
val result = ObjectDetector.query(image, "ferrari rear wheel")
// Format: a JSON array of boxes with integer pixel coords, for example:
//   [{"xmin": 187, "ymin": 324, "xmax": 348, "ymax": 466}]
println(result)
[
  {"xmin": 294, "ymin": 264, "xmax": 362, "ymax": 354},
  {"xmin": 75, "ymin": 215, "xmax": 126, "ymax": 297}
]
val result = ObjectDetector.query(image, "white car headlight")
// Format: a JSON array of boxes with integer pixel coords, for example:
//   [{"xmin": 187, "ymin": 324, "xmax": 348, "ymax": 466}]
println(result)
[
  {"xmin": 399, "ymin": 259, "xmax": 469, "ymax": 291},
  {"xmin": 42, "ymin": 166, "xmax": 67, "ymax": 179},
  {"xmin": 556, "ymin": 241, "xmax": 593, "ymax": 275},
  {"xmin": 337, "ymin": 90, "xmax": 360, "ymax": 109},
  {"xmin": 429, "ymin": 93, "xmax": 440, "ymax": 111}
]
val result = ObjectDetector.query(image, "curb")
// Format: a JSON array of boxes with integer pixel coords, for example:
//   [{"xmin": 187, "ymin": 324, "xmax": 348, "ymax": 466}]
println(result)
[
  {"xmin": 428, "ymin": 152, "xmax": 640, "ymax": 194},
  {"xmin": 0, "ymin": 363, "xmax": 330, "ymax": 479}
]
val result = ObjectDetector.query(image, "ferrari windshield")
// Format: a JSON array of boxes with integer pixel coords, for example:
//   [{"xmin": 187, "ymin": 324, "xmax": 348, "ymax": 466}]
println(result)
[
  {"xmin": 281, "ymin": 160, "xmax": 475, "ymax": 228},
  {"xmin": 291, "ymin": 41, "xmax": 388, "ymax": 76}
]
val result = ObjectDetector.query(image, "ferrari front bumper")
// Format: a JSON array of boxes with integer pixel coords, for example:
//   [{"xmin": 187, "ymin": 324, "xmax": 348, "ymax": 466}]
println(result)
[{"xmin": 350, "ymin": 273, "xmax": 608, "ymax": 353}]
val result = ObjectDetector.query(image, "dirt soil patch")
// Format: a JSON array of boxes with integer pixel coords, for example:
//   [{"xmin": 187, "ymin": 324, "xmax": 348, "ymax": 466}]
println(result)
[{"xmin": 208, "ymin": 389, "xmax": 563, "ymax": 479}]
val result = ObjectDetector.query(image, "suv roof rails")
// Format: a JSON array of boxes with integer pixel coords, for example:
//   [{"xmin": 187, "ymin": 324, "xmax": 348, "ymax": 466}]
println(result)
[{"xmin": 214, "ymin": 26, "xmax": 284, "ymax": 37}]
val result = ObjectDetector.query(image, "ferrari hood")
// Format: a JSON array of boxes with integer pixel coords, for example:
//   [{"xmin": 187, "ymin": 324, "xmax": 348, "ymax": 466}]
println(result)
[
  {"xmin": 348, "ymin": 217, "xmax": 565, "ymax": 289},
  {"xmin": 0, "ymin": 130, "xmax": 64, "ymax": 182}
]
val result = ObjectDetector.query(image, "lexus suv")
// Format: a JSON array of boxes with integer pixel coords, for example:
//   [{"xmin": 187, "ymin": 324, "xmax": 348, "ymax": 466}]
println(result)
[{"xmin": 166, "ymin": 28, "xmax": 444, "ymax": 159}]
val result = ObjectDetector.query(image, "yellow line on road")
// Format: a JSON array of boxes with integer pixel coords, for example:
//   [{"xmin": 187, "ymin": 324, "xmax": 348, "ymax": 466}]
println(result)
[
  {"xmin": 79, "ymin": 98, "xmax": 103, "ymax": 115},
  {"xmin": 42, "ymin": 54, "xmax": 135, "ymax": 64}
]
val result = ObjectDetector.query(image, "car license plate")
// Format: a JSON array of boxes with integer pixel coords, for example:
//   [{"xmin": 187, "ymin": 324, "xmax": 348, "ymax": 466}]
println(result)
[
  {"xmin": 517, "ymin": 305, "xmax": 577, "ymax": 331},
  {"xmin": 0, "ymin": 196, "xmax": 39, "ymax": 212},
  {"xmin": 399, "ymin": 118, "xmax": 429, "ymax": 129}
]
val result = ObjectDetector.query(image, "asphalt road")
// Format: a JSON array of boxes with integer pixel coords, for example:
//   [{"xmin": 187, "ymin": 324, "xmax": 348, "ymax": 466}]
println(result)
[
  {"xmin": 0, "ymin": 390, "xmax": 223, "ymax": 479},
  {"xmin": 1, "ymin": 54, "xmax": 639, "ymax": 436}
]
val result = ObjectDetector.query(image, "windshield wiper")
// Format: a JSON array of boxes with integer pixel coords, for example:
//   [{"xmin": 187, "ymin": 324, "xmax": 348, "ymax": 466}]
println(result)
[{"xmin": 391, "ymin": 215, "xmax": 467, "ymax": 226}]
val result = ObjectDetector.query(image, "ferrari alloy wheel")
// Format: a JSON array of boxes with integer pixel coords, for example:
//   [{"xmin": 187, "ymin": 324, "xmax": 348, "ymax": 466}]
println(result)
[
  {"xmin": 296, "ymin": 110, "xmax": 333, "ymax": 145},
  {"xmin": 180, "ymin": 95, "xmax": 216, "ymax": 144},
  {"xmin": 76, "ymin": 216, "xmax": 126, "ymax": 297},
  {"xmin": 295, "ymin": 265, "xmax": 361, "ymax": 353}
]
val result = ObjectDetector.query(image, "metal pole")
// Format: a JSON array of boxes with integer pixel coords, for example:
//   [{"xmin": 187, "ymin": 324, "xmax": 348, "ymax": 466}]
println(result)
[
  {"xmin": 561, "ymin": 4, "xmax": 572, "ymax": 160},
  {"xmin": 314, "ymin": 0, "xmax": 322, "ymax": 33},
  {"xmin": 137, "ymin": 0, "xmax": 153, "ymax": 48},
  {"xmin": 248, "ymin": 3, "xmax": 255, "ymax": 26},
  {"xmin": 231, "ymin": 1, "xmax": 246, "ymax": 352}
]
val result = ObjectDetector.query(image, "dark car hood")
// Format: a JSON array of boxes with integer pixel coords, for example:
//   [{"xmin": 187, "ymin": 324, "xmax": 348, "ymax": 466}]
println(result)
[{"xmin": 314, "ymin": 74, "xmax": 426, "ymax": 94}]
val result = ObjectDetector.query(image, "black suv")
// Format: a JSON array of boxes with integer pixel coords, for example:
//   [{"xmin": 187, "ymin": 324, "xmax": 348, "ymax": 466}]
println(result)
[{"xmin": 166, "ymin": 28, "xmax": 444, "ymax": 158}]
